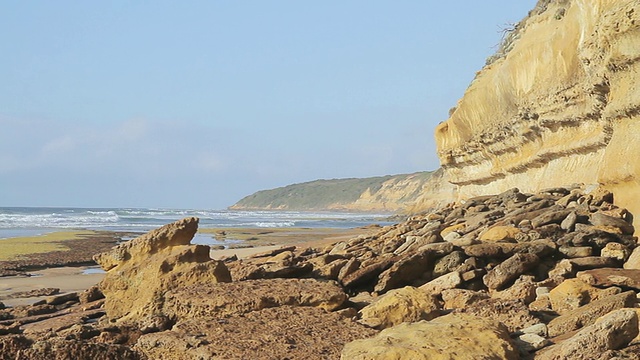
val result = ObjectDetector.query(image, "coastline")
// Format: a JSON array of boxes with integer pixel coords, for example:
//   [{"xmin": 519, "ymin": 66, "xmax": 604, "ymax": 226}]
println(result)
[{"xmin": 0, "ymin": 225, "xmax": 377, "ymax": 307}]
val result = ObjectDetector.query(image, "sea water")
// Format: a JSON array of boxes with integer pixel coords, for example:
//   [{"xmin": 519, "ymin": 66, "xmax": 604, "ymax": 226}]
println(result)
[{"xmin": 0, "ymin": 207, "xmax": 394, "ymax": 240}]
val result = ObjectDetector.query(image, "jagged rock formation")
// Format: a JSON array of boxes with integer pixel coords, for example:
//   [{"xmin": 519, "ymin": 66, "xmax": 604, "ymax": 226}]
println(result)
[
  {"xmin": 230, "ymin": 171, "xmax": 442, "ymax": 212},
  {"xmin": 2, "ymin": 185, "xmax": 640, "ymax": 359},
  {"xmin": 434, "ymin": 0, "xmax": 640, "ymax": 230},
  {"xmin": 93, "ymin": 217, "xmax": 232, "ymax": 325}
]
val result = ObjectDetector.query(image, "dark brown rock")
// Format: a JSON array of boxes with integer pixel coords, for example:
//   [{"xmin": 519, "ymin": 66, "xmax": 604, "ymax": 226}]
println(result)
[
  {"xmin": 531, "ymin": 209, "xmax": 572, "ymax": 228},
  {"xmin": 46, "ymin": 292, "xmax": 79, "ymax": 306},
  {"xmin": 464, "ymin": 243, "xmax": 514, "ymax": 258},
  {"xmin": 590, "ymin": 212, "xmax": 635, "ymax": 235},
  {"xmin": 341, "ymin": 257, "xmax": 395, "ymax": 289},
  {"xmin": 577, "ymin": 268, "xmax": 640, "ymax": 291},
  {"xmin": 570, "ymin": 256, "xmax": 622, "ymax": 270},
  {"xmin": 79, "ymin": 286, "xmax": 104, "ymax": 304},
  {"xmin": 1, "ymin": 288, "xmax": 60, "ymax": 300},
  {"xmin": 374, "ymin": 250, "xmax": 433, "ymax": 294},
  {"xmin": 337, "ymin": 257, "xmax": 361, "ymax": 283},
  {"xmin": 416, "ymin": 241, "xmax": 454, "ymax": 256},
  {"xmin": 432, "ymin": 250, "xmax": 466, "ymax": 277},
  {"xmin": 483, "ymin": 253, "xmax": 540, "ymax": 290}
]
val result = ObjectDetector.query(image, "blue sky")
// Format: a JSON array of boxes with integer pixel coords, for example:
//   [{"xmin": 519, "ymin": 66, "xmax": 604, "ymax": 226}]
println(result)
[{"xmin": 0, "ymin": 1, "xmax": 537, "ymax": 209}]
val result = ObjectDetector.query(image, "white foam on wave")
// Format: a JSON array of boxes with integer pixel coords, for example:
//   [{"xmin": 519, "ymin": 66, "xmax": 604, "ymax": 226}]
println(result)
[
  {"xmin": 0, "ymin": 210, "xmax": 120, "ymax": 229},
  {"xmin": 0, "ymin": 207, "xmax": 392, "ymax": 232},
  {"xmin": 254, "ymin": 221, "xmax": 296, "ymax": 228}
]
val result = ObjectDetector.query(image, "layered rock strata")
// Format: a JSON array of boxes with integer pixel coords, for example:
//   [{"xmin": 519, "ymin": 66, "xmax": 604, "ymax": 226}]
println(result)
[
  {"xmin": 1, "ymin": 185, "xmax": 640, "ymax": 358},
  {"xmin": 434, "ymin": 0, "xmax": 640, "ymax": 230}
]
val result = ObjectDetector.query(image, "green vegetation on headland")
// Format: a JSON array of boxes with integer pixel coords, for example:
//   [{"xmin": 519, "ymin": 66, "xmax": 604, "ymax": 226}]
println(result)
[{"xmin": 229, "ymin": 171, "xmax": 434, "ymax": 212}]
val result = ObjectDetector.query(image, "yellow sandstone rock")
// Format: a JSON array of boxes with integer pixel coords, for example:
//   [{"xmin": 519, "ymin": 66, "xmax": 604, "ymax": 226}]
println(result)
[
  {"xmin": 342, "ymin": 313, "xmax": 519, "ymax": 360},
  {"xmin": 479, "ymin": 225, "xmax": 521, "ymax": 243},
  {"xmin": 358, "ymin": 286, "xmax": 441, "ymax": 329},
  {"xmin": 549, "ymin": 278, "xmax": 620, "ymax": 315},
  {"xmin": 94, "ymin": 217, "xmax": 232, "ymax": 324}
]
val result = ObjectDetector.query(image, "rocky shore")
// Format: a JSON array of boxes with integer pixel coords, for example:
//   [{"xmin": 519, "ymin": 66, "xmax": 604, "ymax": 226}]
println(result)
[
  {"xmin": 0, "ymin": 184, "xmax": 639, "ymax": 359},
  {"xmin": 0, "ymin": 232, "xmax": 127, "ymax": 277}
]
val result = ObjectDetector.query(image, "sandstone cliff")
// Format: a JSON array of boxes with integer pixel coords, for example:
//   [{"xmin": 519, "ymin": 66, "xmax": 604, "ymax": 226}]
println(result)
[
  {"xmin": 231, "ymin": 171, "xmax": 443, "ymax": 212},
  {"xmin": 434, "ymin": 0, "xmax": 640, "ymax": 229}
]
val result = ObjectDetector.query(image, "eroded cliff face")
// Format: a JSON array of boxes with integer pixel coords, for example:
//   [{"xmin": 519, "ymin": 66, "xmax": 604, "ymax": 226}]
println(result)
[
  {"xmin": 435, "ymin": 0, "xmax": 640, "ymax": 227},
  {"xmin": 345, "ymin": 169, "xmax": 455, "ymax": 212}
]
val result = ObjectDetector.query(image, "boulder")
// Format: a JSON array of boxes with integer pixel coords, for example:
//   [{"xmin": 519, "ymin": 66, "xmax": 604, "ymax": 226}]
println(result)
[
  {"xmin": 464, "ymin": 243, "xmax": 514, "ymax": 258},
  {"xmin": 624, "ymin": 247, "xmax": 640, "ymax": 269},
  {"xmin": 549, "ymin": 278, "xmax": 619, "ymax": 315},
  {"xmin": 479, "ymin": 225, "xmax": 521, "ymax": 242},
  {"xmin": 577, "ymin": 268, "xmax": 640, "ymax": 291},
  {"xmin": 432, "ymin": 251, "xmax": 466, "ymax": 277},
  {"xmin": 341, "ymin": 257, "xmax": 395, "ymax": 290},
  {"xmin": 359, "ymin": 286, "xmax": 441, "ymax": 329},
  {"xmin": 440, "ymin": 223, "xmax": 465, "ymax": 238},
  {"xmin": 590, "ymin": 212, "xmax": 635, "ymax": 235},
  {"xmin": 94, "ymin": 217, "xmax": 232, "ymax": 324},
  {"xmin": 454, "ymin": 298, "xmax": 540, "ymax": 333},
  {"xmin": 483, "ymin": 253, "xmax": 539, "ymax": 290},
  {"xmin": 441, "ymin": 289, "xmax": 489, "ymax": 310},
  {"xmin": 547, "ymin": 290, "xmax": 636, "ymax": 337},
  {"xmin": 600, "ymin": 242, "xmax": 631, "ymax": 261},
  {"xmin": 491, "ymin": 276, "xmax": 537, "ymax": 304},
  {"xmin": 538, "ymin": 309, "xmax": 639, "ymax": 360},
  {"xmin": 94, "ymin": 217, "xmax": 199, "ymax": 271},
  {"xmin": 531, "ymin": 209, "xmax": 572, "ymax": 228},
  {"xmin": 515, "ymin": 332, "xmax": 550, "ymax": 352},
  {"xmin": 374, "ymin": 250, "xmax": 433, "ymax": 294},
  {"xmin": 419, "ymin": 271, "xmax": 462, "ymax": 295},
  {"xmin": 341, "ymin": 313, "xmax": 519, "ymax": 360},
  {"xmin": 558, "ymin": 246, "xmax": 593, "ymax": 259}
]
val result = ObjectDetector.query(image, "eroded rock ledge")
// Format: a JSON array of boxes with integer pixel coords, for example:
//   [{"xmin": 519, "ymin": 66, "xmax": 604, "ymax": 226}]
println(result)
[
  {"xmin": 434, "ymin": 0, "xmax": 640, "ymax": 228},
  {"xmin": 1, "ymin": 185, "xmax": 640, "ymax": 359}
]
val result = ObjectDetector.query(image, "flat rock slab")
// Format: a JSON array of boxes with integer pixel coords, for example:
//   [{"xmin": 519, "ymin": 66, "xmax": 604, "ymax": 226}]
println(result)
[
  {"xmin": 341, "ymin": 313, "xmax": 519, "ymax": 360},
  {"xmin": 163, "ymin": 278, "xmax": 347, "ymax": 320},
  {"xmin": 454, "ymin": 298, "xmax": 540, "ymax": 333},
  {"xmin": 21, "ymin": 308, "xmax": 105, "ymax": 335},
  {"xmin": 577, "ymin": 268, "xmax": 640, "ymax": 290},
  {"xmin": 136, "ymin": 306, "xmax": 377, "ymax": 360}
]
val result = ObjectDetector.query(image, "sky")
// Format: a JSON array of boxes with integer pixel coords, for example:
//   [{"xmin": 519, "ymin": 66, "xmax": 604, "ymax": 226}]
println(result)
[{"xmin": 0, "ymin": 1, "xmax": 537, "ymax": 209}]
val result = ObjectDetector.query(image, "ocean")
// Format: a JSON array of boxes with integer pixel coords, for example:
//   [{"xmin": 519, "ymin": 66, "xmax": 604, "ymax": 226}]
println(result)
[{"xmin": 0, "ymin": 207, "xmax": 394, "ymax": 240}]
